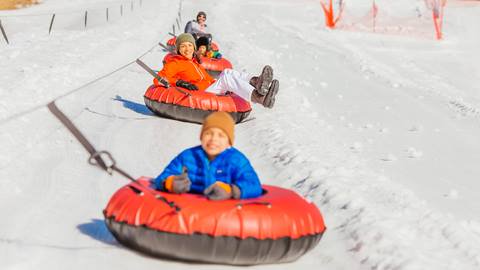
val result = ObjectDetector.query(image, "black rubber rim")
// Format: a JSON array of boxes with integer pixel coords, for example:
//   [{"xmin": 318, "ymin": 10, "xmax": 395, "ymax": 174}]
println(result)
[
  {"xmin": 105, "ymin": 217, "xmax": 324, "ymax": 265},
  {"xmin": 144, "ymin": 96, "xmax": 251, "ymax": 124}
]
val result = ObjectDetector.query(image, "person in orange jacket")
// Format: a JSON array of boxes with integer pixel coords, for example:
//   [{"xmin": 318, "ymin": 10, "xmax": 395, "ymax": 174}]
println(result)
[{"xmin": 154, "ymin": 33, "xmax": 279, "ymax": 108}]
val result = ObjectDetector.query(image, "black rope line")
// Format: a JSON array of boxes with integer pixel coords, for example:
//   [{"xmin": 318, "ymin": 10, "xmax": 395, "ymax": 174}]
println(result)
[
  {"xmin": 48, "ymin": 102, "xmax": 182, "ymax": 211},
  {"xmin": 0, "ymin": 10, "xmax": 84, "ymax": 18},
  {"xmin": 0, "ymin": 237, "xmax": 118, "ymax": 250},
  {"xmin": 0, "ymin": 6, "xmax": 183, "ymax": 127},
  {"xmin": 0, "ymin": 41, "xmax": 160, "ymax": 126},
  {"xmin": 83, "ymin": 107, "xmax": 152, "ymax": 120},
  {"xmin": 1, "ymin": 2, "xmax": 186, "ymax": 212},
  {"xmin": 0, "ymin": 0, "xmax": 144, "ymax": 18}
]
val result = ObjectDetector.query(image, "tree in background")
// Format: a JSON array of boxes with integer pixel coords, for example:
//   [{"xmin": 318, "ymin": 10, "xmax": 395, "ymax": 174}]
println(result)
[{"xmin": 0, "ymin": 0, "xmax": 39, "ymax": 10}]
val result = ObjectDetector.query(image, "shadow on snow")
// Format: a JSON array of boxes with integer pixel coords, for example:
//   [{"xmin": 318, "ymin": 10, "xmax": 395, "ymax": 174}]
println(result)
[
  {"xmin": 77, "ymin": 218, "xmax": 118, "ymax": 246},
  {"xmin": 112, "ymin": 95, "xmax": 154, "ymax": 116}
]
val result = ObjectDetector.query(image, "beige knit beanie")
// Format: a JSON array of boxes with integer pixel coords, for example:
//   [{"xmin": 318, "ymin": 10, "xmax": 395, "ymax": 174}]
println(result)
[{"xmin": 200, "ymin": 112, "xmax": 235, "ymax": 145}]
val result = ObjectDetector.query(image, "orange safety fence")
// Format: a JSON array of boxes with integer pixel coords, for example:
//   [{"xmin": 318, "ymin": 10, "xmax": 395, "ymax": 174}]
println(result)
[{"xmin": 324, "ymin": 0, "xmax": 448, "ymax": 40}]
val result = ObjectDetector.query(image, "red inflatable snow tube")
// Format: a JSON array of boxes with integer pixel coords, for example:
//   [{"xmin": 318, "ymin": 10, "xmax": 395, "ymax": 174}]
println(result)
[
  {"xmin": 144, "ymin": 84, "xmax": 251, "ymax": 124},
  {"xmin": 199, "ymin": 56, "xmax": 233, "ymax": 77},
  {"xmin": 103, "ymin": 178, "xmax": 326, "ymax": 265},
  {"xmin": 167, "ymin": 36, "xmax": 219, "ymax": 51},
  {"xmin": 163, "ymin": 53, "xmax": 232, "ymax": 78}
]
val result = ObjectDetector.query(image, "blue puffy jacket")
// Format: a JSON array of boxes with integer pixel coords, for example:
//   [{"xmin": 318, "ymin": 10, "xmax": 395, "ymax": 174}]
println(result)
[{"xmin": 154, "ymin": 146, "xmax": 262, "ymax": 199}]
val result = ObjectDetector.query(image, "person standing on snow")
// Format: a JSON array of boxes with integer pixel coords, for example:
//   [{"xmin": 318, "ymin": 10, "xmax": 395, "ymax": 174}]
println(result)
[
  {"xmin": 184, "ymin": 11, "xmax": 211, "ymax": 40},
  {"xmin": 154, "ymin": 112, "xmax": 263, "ymax": 200},
  {"xmin": 154, "ymin": 33, "xmax": 279, "ymax": 108}
]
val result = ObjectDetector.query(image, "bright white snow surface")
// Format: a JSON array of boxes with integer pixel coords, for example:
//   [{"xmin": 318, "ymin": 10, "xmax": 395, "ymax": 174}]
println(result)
[{"xmin": 1, "ymin": 0, "xmax": 480, "ymax": 269}]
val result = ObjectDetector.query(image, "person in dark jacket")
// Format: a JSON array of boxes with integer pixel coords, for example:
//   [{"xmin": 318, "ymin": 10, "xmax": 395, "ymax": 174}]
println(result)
[
  {"xmin": 154, "ymin": 112, "xmax": 263, "ymax": 200},
  {"xmin": 196, "ymin": 36, "xmax": 222, "ymax": 59},
  {"xmin": 184, "ymin": 11, "xmax": 210, "ymax": 39}
]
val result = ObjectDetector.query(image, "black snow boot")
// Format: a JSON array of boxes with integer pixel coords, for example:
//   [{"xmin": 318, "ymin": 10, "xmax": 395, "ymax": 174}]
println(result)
[
  {"xmin": 263, "ymin": 79, "xmax": 279, "ymax": 108},
  {"xmin": 249, "ymin": 65, "xmax": 273, "ymax": 95},
  {"xmin": 251, "ymin": 79, "xmax": 279, "ymax": 109}
]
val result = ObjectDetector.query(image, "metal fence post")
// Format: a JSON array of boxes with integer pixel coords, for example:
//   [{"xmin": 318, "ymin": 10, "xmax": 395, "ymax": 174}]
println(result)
[
  {"xmin": 0, "ymin": 19, "xmax": 9, "ymax": 44},
  {"xmin": 48, "ymin": 14, "xmax": 56, "ymax": 34}
]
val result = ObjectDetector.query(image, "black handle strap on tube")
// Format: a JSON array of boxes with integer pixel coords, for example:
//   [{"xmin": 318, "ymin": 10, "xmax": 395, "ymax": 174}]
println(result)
[
  {"xmin": 128, "ymin": 185, "xmax": 181, "ymax": 212},
  {"xmin": 236, "ymin": 201, "xmax": 272, "ymax": 209},
  {"xmin": 47, "ymin": 101, "xmax": 181, "ymax": 212},
  {"xmin": 47, "ymin": 101, "xmax": 136, "ymax": 182},
  {"xmin": 135, "ymin": 59, "xmax": 170, "ymax": 88},
  {"xmin": 158, "ymin": 42, "xmax": 174, "ymax": 53},
  {"xmin": 135, "ymin": 58, "xmax": 191, "ymax": 97}
]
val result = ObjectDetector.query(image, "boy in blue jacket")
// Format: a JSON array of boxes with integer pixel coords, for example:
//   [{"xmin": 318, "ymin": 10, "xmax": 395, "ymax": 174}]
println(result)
[{"xmin": 154, "ymin": 112, "xmax": 262, "ymax": 200}]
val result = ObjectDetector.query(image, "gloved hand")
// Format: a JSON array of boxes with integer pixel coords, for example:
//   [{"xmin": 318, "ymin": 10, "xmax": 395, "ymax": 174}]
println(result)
[
  {"xmin": 176, "ymin": 80, "xmax": 198, "ymax": 91},
  {"xmin": 164, "ymin": 167, "xmax": 191, "ymax": 194},
  {"xmin": 214, "ymin": 53, "xmax": 222, "ymax": 59},
  {"xmin": 204, "ymin": 181, "xmax": 241, "ymax": 200}
]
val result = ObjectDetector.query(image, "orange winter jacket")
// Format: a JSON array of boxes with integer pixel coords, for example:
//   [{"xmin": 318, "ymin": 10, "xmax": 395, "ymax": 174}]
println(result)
[{"xmin": 154, "ymin": 54, "xmax": 215, "ymax": 91}]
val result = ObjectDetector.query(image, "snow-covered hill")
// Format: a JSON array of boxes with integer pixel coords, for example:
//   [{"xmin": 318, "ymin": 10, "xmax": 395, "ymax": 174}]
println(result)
[{"xmin": 1, "ymin": 0, "xmax": 480, "ymax": 269}]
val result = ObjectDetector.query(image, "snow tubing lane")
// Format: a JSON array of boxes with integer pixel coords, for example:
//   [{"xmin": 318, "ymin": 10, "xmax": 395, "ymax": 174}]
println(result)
[
  {"xmin": 144, "ymin": 84, "xmax": 251, "ymax": 124},
  {"xmin": 103, "ymin": 178, "xmax": 326, "ymax": 265},
  {"xmin": 162, "ymin": 53, "xmax": 233, "ymax": 78}
]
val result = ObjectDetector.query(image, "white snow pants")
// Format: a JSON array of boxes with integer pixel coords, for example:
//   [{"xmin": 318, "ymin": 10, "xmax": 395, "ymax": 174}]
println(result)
[{"xmin": 205, "ymin": 68, "xmax": 254, "ymax": 102}]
